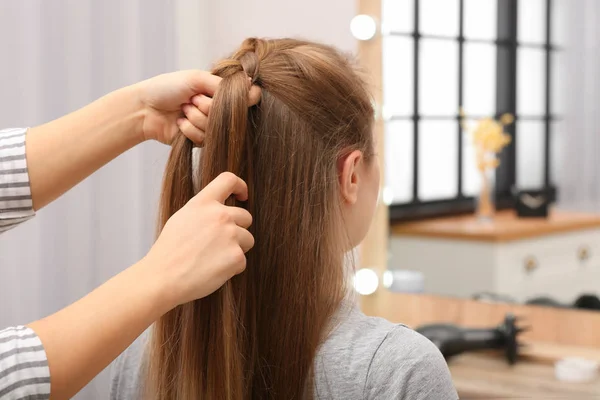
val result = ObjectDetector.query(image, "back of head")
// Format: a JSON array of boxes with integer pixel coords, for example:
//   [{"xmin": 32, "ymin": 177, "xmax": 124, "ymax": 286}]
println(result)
[{"xmin": 148, "ymin": 38, "xmax": 374, "ymax": 399}]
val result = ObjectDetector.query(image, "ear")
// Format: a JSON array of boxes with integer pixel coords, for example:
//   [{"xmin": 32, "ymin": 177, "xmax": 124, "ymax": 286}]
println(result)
[{"xmin": 338, "ymin": 150, "xmax": 363, "ymax": 204}]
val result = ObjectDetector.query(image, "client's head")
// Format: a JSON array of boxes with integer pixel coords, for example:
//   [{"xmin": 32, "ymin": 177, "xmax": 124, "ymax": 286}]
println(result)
[{"xmin": 149, "ymin": 38, "xmax": 377, "ymax": 400}]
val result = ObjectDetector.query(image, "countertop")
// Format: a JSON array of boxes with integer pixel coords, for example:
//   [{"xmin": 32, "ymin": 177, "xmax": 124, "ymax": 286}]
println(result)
[
  {"xmin": 391, "ymin": 210, "xmax": 600, "ymax": 242},
  {"xmin": 449, "ymin": 353, "xmax": 600, "ymax": 398}
]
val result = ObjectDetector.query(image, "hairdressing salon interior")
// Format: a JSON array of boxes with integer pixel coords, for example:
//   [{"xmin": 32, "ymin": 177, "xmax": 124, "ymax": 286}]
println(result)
[{"xmin": 1, "ymin": 0, "xmax": 600, "ymax": 398}]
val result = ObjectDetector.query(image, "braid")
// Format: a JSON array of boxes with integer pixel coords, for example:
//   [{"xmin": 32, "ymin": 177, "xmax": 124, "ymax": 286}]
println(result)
[
  {"xmin": 148, "ymin": 37, "xmax": 375, "ymax": 400},
  {"xmin": 213, "ymin": 38, "xmax": 265, "ymax": 84}
]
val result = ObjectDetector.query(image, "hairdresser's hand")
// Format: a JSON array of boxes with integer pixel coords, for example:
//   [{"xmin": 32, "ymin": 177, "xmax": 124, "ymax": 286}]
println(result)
[
  {"xmin": 137, "ymin": 70, "xmax": 261, "ymax": 145},
  {"xmin": 142, "ymin": 172, "xmax": 254, "ymax": 307}
]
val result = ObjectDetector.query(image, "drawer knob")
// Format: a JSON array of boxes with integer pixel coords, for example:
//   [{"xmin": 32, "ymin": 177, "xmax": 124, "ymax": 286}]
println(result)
[
  {"xmin": 524, "ymin": 256, "xmax": 538, "ymax": 274},
  {"xmin": 579, "ymin": 246, "xmax": 591, "ymax": 262}
]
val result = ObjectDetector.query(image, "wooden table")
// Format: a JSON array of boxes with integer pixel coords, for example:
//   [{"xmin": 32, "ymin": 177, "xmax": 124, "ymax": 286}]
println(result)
[
  {"xmin": 391, "ymin": 209, "xmax": 600, "ymax": 242},
  {"xmin": 449, "ymin": 354, "xmax": 600, "ymax": 398},
  {"xmin": 387, "ymin": 210, "xmax": 600, "ymax": 301}
]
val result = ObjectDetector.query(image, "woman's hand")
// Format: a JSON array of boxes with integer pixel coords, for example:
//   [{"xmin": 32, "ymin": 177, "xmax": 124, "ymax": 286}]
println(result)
[
  {"xmin": 26, "ymin": 70, "xmax": 260, "ymax": 210},
  {"xmin": 137, "ymin": 70, "xmax": 261, "ymax": 146},
  {"xmin": 142, "ymin": 172, "xmax": 255, "ymax": 306},
  {"xmin": 26, "ymin": 172, "xmax": 254, "ymax": 399},
  {"xmin": 137, "ymin": 70, "xmax": 219, "ymax": 145}
]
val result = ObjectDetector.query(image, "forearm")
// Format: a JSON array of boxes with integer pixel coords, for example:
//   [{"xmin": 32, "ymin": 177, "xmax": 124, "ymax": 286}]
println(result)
[
  {"xmin": 26, "ymin": 85, "xmax": 145, "ymax": 210},
  {"xmin": 28, "ymin": 260, "xmax": 172, "ymax": 400}
]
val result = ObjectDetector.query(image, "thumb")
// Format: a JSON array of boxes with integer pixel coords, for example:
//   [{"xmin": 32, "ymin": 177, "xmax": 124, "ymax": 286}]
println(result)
[{"xmin": 185, "ymin": 70, "xmax": 222, "ymax": 97}]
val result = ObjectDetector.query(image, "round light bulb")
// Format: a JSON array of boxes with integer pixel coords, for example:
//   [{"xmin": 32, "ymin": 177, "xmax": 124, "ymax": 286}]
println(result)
[
  {"xmin": 353, "ymin": 268, "xmax": 379, "ymax": 295},
  {"xmin": 382, "ymin": 187, "xmax": 394, "ymax": 206},
  {"xmin": 381, "ymin": 105, "xmax": 392, "ymax": 121},
  {"xmin": 382, "ymin": 270, "xmax": 394, "ymax": 289},
  {"xmin": 350, "ymin": 15, "xmax": 377, "ymax": 41}
]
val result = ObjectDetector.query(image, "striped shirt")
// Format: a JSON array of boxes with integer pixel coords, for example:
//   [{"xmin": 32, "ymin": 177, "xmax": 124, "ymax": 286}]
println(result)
[
  {"xmin": 0, "ymin": 128, "xmax": 50, "ymax": 399},
  {"xmin": 0, "ymin": 128, "xmax": 35, "ymax": 232}
]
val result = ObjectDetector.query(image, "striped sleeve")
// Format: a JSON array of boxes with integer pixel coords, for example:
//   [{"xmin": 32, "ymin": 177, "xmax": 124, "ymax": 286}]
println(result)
[
  {"xmin": 0, "ymin": 326, "xmax": 50, "ymax": 399},
  {"xmin": 0, "ymin": 128, "xmax": 35, "ymax": 234}
]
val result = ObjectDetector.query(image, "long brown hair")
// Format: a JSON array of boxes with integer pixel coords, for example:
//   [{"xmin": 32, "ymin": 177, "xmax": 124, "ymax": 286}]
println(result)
[{"xmin": 147, "ymin": 38, "xmax": 374, "ymax": 399}]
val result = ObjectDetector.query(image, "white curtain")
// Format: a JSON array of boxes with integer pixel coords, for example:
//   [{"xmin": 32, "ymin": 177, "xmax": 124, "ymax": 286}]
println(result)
[
  {"xmin": 0, "ymin": 1, "xmax": 178, "ymax": 397},
  {"xmin": 558, "ymin": 0, "xmax": 600, "ymax": 211},
  {"xmin": 0, "ymin": 0, "xmax": 355, "ymax": 398}
]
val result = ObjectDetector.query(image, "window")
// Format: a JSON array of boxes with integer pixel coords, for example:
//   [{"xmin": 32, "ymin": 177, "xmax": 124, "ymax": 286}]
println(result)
[{"xmin": 381, "ymin": 0, "xmax": 562, "ymax": 221}]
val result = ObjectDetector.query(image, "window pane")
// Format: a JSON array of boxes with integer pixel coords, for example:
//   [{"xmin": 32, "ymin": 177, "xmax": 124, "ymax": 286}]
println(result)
[
  {"xmin": 383, "ymin": 36, "xmax": 414, "ymax": 117},
  {"xmin": 551, "ymin": 51, "xmax": 566, "ymax": 116},
  {"xmin": 462, "ymin": 126, "xmax": 479, "ymax": 197},
  {"xmin": 518, "ymin": 0, "xmax": 546, "ymax": 44},
  {"xmin": 517, "ymin": 48, "xmax": 546, "ymax": 116},
  {"xmin": 418, "ymin": 120, "xmax": 458, "ymax": 200},
  {"xmin": 420, "ymin": 0, "xmax": 459, "ymax": 37},
  {"xmin": 420, "ymin": 39, "xmax": 458, "ymax": 116},
  {"xmin": 463, "ymin": 43, "xmax": 496, "ymax": 116},
  {"xmin": 464, "ymin": 0, "xmax": 497, "ymax": 40},
  {"xmin": 382, "ymin": 0, "xmax": 414, "ymax": 34},
  {"xmin": 385, "ymin": 121, "xmax": 414, "ymax": 203},
  {"xmin": 552, "ymin": 0, "xmax": 568, "ymax": 47},
  {"xmin": 516, "ymin": 121, "xmax": 545, "ymax": 189},
  {"xmin": 550, "ymin": 120, "xmax": 564, "ymax": 186}
]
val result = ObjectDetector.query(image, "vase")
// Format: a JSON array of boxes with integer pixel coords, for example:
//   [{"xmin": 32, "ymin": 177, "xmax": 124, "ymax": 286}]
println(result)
[{"xmin": 476, "ymin": 158, "xmax": 496, "ymax": 222}]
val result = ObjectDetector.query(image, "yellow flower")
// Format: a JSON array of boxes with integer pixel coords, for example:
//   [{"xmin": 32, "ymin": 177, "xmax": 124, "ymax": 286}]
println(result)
[
  {"xmin": 465, "ymin": 110, "xmax": 513, "ymax": 175},
  {"xmin": 471, "ymin": 116, "xmax": 512, "ymax": 156}
]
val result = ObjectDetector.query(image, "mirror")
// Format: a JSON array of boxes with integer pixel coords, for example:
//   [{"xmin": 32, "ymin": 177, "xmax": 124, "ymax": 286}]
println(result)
[{"xmin": 379, "ymin": 0, "xmax": 600, "ymax": 313}]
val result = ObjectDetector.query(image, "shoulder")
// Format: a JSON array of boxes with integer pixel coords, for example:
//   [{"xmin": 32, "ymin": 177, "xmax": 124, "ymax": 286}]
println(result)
[
  {"xmin": 366, "ymin": 324, "xmax": 458, "ymax": 400},
  {"xmin": 109, "ymin": 330, "xmax": 148, "ymax": 400},
  {"xmin": 314, "ymin": 307, "xmax": 403, "ymax": 397},
  {"xmin": 314, "ymin": 306, "xmax": 457, "ymax": 399}
]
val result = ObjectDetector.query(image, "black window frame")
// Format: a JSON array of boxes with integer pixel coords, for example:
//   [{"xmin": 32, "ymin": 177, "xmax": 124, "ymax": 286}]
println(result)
[{"xmin": 387, "ymin": 0, "xmax": 558, "ymax": 222}]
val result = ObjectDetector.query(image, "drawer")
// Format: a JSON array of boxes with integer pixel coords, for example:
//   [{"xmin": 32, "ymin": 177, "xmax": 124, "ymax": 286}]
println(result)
[
  {"xmin": 503, "ymin": 266, "xmax": 600, "ymax": 303},
  {"xmin": 495, "ymin": 229, "xmax": 600, "ymax": 301}
]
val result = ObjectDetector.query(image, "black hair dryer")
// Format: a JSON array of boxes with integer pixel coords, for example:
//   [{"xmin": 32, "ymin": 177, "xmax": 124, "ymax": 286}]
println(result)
[{"xmin": 416, "ymin": 314, "xmax": 525, "ymax": 365}]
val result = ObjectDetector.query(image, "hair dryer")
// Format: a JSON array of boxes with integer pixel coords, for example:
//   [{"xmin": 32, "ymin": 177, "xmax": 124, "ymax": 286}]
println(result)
[{"xmin": 416, "ymin": 314, "xmax": 525, "ymax": 365}]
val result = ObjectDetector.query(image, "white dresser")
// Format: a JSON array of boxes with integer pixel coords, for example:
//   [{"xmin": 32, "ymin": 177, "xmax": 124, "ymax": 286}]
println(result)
[{"xmin": 389, "ymin": 211, "xmax": 600, "ymax": 303}]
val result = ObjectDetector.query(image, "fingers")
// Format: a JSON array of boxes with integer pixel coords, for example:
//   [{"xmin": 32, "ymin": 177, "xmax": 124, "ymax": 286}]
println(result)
[
  {"xmin": 181, "ymin": 82, "xmax": 259, "ymax": 142},
  {"xmin": 197, "ymin": 172, "xmax": 248, "ymax": 203},
  {"xmin": 176, "ymin": 75, "xmax": 260, "ymax": 147},
  {"xmin": 236, "ymin": 226, "xmax": 255, "ymax": 253},
  {"xmin": 191, "ymin": 94, "xmax": 211, "ymax": 115},
  {"xmin": 182, "ymin": 103, "xmax": 208, "ymax": 131},
  {"xmin": 189, "ymin": 84, "xmax": 260, "ymax": 112},
  {"xmin": 227, "ymin": 206, "xmax": 252, "ymax": 229},
  {"xmin": 177, "ymin": 118, "xmax": 204, "ymax": 145},
  {"xmin": 249, "ymin": 85, "xmax": 262, "ymax": 106}
]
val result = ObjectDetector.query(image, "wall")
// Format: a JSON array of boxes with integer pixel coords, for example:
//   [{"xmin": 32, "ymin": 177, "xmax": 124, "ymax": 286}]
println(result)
[
  {"xmin": 557, "ymin": 0, "xmax": 600, "ymax": 212},
  {"xmin": 177, "ymin": 0, "xmax": 358, "ymax": 68},
  {"xmin": 0, "ymin": 1, "xmax": 175, "ymax": 398}
]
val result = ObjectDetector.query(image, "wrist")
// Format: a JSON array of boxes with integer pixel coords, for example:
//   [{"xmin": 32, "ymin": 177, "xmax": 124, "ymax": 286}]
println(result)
[
  {"xmin": 130, "ymin": 258, "xmax": 178, "ymax": 318},
  {"xmin": 111, "ymin": 83, "xmax": 147, "ymax": 145}
]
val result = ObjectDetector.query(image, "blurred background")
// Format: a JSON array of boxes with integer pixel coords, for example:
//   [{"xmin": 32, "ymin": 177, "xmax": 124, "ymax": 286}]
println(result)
[
  {"xmin": 0, "ymin": 0, "xmax": 599, "ymax": 398},
  {"xmin": 380, "ymin": 0, "xmax": 594, "ymax": 218}
]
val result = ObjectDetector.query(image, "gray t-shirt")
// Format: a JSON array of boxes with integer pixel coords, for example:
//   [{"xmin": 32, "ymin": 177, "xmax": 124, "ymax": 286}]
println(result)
[{"xmin": 110, "ymin": 304, "xmax": 458, "ymax": 399}]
